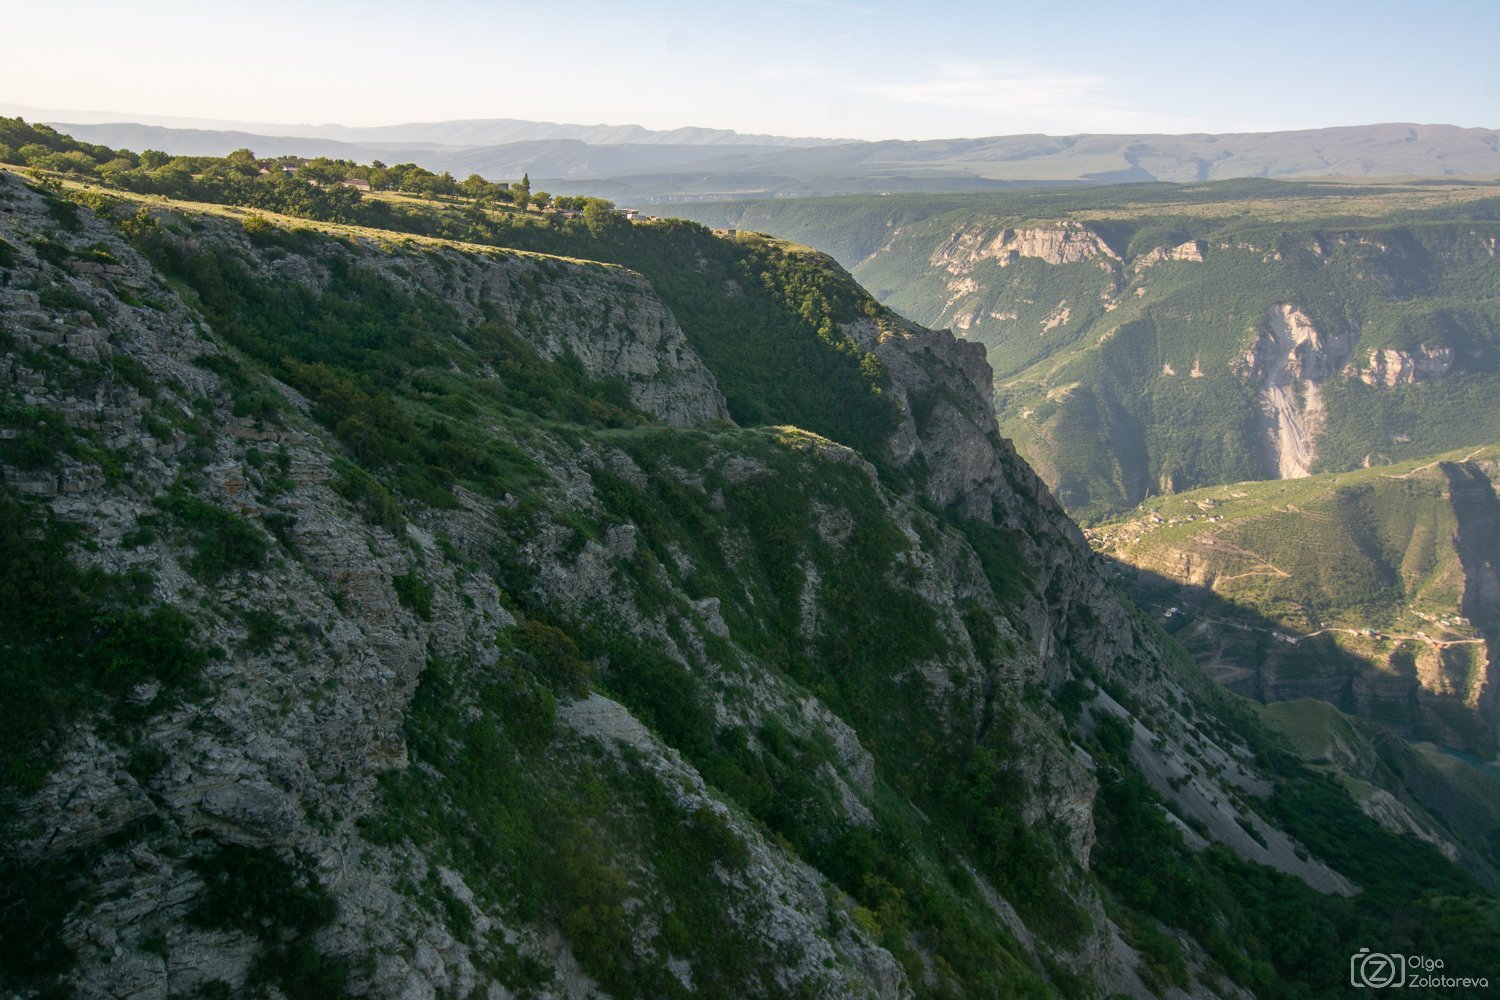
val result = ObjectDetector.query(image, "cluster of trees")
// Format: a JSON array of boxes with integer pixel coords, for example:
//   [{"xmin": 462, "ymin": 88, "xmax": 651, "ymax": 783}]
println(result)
[
  {"xmin": 0, "ymin": 118, "xmax": 578, "ymax": 216},
  {"xmin": 350, "ymin": 160, "xmax": 545, "ymax": 207}
]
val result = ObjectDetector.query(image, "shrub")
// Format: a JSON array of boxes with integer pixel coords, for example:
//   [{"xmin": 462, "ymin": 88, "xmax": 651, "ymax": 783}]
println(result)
[
  {"xmin": 391, "ymin": 571, "xmax": 433, "ymax": 619},
  {"xmin": 511, "ymin": 620, "xmax": 590, "ymax": 698},
  {"xmin": 154, "ymin": 488, "xmax": 269, "ymax": 581}
]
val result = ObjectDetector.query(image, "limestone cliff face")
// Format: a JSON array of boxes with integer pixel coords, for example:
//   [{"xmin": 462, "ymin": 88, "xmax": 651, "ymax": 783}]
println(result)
[
  {"xmin": 1, "ymin": 179, "xmax": 480, "ymax": 997},
  {"xmin": 846, "ymin": 314, "xmax": 1145, "ymax": 686},
  {"xmin": 1231, "ymin": 305, "xmax": 1464, "ymax": 480},
  {"xmin": 1358, "ymin": 344, "xmax": 1455, "ymax": 386},
  {"xmin": 199, "ymin": 218, "xmax": 731, "ymax": 430},
  {"xmin": 1134, "ymin": 240, "xmax": 1204, "ymax": 270},
  {"xmin": 843, "ymin": 309, "xmax": 1372, "ymax": 909},
  {"xmin": 1233, "ymin": 304, "xmax": 1351, "ymax": 479},
  {"xmin": 431, "ymin": 252, "xmax": 729, "ymax": 428},
  {"xmin": 929, "ymin": 223, "xmax": 1119, "ymax": 273}
]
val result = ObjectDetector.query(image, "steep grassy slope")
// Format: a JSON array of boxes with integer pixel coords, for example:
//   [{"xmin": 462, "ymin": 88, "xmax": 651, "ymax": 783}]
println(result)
[
  {"xmin": 1090, "ymin": 446, "xmax": 1500, "ymax": 755},
  {"xmin": 1256, "ymin": 699, "xmax": 1500, "ymax": 886},
  {"xmin": 667, "ymin": 180, "xmax": 1500, "ymax": 520},
  {"xmin": 2, "ymin": 146, "xmax": 1498, "ymax": 999}
]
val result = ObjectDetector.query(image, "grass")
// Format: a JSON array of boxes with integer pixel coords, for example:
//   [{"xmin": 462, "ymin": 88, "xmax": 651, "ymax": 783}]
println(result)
[{"xmin": 1255, "ymin": 699, "xmax": 1361, "ymax": 762}]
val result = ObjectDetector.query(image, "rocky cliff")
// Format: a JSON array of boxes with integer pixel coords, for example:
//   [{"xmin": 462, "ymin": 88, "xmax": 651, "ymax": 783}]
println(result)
[
  {"xmin": 2, "ymin": 167, "xmax": 1493, "ymax": 999},
  {"xmin": 1357, "ymin": 344, "xmax": 1455, "ymax": 387},
  {"xmin": 1231, "ymin": 304, "xmax": 1352, "ymax": 479},
  {"xmin": 929, "ymin": 223, "xmax": 1119, "ymax": 274}
]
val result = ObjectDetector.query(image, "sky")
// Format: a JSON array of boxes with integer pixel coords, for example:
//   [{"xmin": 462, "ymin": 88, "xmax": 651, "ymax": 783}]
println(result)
[{"xmin": 3, "ymin": 0, "xmax": 1497, "ymax": 141}]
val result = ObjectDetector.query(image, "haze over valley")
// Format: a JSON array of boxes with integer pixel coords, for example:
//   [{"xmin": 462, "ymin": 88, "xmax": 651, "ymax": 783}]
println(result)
[{"xmin": 12, "ymin": 109, "xmax": 1500, "ymax": 201}]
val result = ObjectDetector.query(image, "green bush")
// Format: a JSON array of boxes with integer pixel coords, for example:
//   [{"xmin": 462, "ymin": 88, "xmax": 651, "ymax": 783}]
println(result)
[
  {"xmin": 190, "ymin": 845, "xmax": 336, "ymax": 940},
  {"xmin": 331, "ymin": 460, "xmax": 404, "ymax": 536},
  {"xmin": 190, "ymin": 844, "xmax": 348, "ymax": 999},
  {"xmin": 510, "ymin": 620, "xmax": 591, "ymax": 698},
  {"xmin": 154, "ymin": 488, "xmax": 269, "ymax": 581},
  {"xmin": 391, "ymin": 571, "xmax": 433, "ymax": 619}
]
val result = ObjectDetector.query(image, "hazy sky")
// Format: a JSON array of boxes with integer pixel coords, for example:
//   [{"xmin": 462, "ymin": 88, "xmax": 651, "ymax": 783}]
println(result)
[{"xmin": 5, "ymin": 0, "xmax": 1497, "ymax": 140}]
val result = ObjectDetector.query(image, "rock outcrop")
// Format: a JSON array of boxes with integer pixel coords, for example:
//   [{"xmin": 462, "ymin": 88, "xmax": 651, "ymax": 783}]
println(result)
[
  {"xmin": 1134, "ymin": 240, "xmax": 1205, "ymax": 270},
  {"xmin": 1357, "ymin": 344, "xmax": 1455, "ymax": 386},
  {"xmin": 930, "ymin": 223, "xmax": 1120, "ymax": 273},
  {"xmin": 1234, "ymin": 304, "xmax": 1351, "ymax": 478}
]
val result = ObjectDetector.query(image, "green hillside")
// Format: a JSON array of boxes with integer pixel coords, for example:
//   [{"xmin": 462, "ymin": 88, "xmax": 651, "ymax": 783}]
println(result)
[
  {"xmin": 1091, "ymin": 446, "xmax": 1500, "ymax": 754},
  {"xmin": 668, "ymin": 180, "xmax": 1500, "ymax": 520},
  {"xmin": 1256, "ymin": 699, "xmax": 1500, "ymax": 885}
]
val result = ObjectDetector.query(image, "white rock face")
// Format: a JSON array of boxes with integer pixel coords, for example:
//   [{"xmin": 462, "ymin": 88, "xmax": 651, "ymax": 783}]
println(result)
[
  {"xmin": 1041, "ymin": 300, "xmax": 1071, "ymax": 333},
  {"xmin": 1086, "ymin": 690, "xmax": 1359, "ymax": 897},
  {"xmin": 352, "ymin": 244, "xmax": 731, "ymax": 428},
  {"xmin": 1134, "ymin": 239, "xmax": 1205, "ymax": 270},
  {"xmin": 476, "ymin": 259, "xmax": 731, "ymax": 427},
  {"xmin": 1358, "ymin": 344, "xmax": 1455, "ymax": 386},
  {"xmin": 929, "ymin": 223, "xmax": 1120, "ymax": 273},
  {"xmin": 1236, "ymin": 304, "xmax": 1351, "ymax": 479},
  {"xmin": 1357, "ymin": 788, "xmax": 1461, "ymax": 861}
]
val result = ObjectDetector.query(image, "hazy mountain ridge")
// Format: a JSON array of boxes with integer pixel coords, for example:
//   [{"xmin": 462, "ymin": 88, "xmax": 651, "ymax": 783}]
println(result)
[
  {"xmin": 0, "ymin": 104, "xmax": 848, "ymax": 148},
  {"xmin": 40, "ymin": 116, "xmax": 1500, "ymax": 203},
  {"xmin": 282, "ymin": 116, "xmax": 846, "ymax": 148},
  {"xmin": 40, "ymin": 123, "xmax": 822, "ymax": 182}
]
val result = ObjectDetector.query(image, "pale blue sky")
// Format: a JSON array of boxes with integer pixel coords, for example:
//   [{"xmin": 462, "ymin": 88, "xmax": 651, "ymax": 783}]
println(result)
[{"xmin": 4, "ymin": 0, "xmax": 1496, "ymax": 139}]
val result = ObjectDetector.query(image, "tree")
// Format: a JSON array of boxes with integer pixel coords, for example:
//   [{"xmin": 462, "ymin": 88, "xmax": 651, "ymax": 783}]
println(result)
[
  {"xmin": 299, "ymin": 158, "xmax": 349, "ymax": 186},
  {"xmin": 223, "ymin": 148, "xmax": 260, "ymax": 179},
  {"xmin": 582, "ymin": 198, "xmax": 618, "ymax": 234},
  {"xmin": 460, "ymin": 173, "xmax": 493, "ymax": 201}
]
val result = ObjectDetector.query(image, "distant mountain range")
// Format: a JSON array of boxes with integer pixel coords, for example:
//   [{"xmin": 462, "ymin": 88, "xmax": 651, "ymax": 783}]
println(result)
[{"xmin": 19, "ymin": 105, "xmax": 1500, "ymax": 203}]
